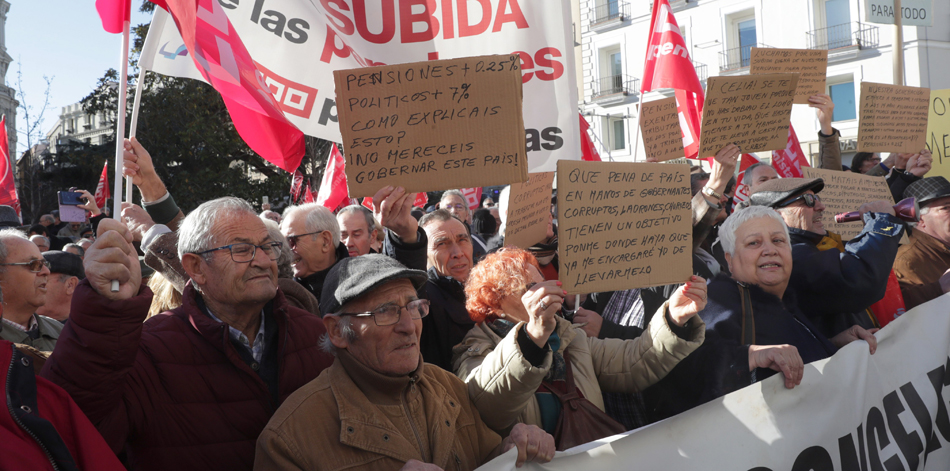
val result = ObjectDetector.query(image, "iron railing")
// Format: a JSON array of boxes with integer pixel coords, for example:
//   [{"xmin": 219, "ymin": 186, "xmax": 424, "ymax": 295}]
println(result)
[
  {"xmin": 693, "ymin": 62, "xmax": 708, "ymax": 84},
  {"xmin": 719, "ymin": 43, "xmax": 770, "ymax": 71},
  {"xmin": 591, "ymin": 75, "xmax": 639, "ymax": 100},
  {"xmin": 806, "ymin": 22, "xmax": 879, "ymax": 50},
  {"xmin": 591, "ymin": 1, "xmax": 630, "ymax": 26}
]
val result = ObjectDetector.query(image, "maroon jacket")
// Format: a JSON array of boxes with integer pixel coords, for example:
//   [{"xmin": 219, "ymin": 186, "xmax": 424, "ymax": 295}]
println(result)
[{"xmin": 41, "ymin": 280, "xmax": 334, "ymax": 471}]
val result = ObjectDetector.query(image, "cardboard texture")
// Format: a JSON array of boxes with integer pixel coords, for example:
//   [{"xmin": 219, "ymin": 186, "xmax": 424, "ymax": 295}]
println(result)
[
  {"xmin": 925, "ymin": 88, "xmax": 950, "ymax": 181},
  {"xmin": 639, "ymin": 97, "xmax": 685, "ymax": 162},
  {"xmin": 504, "ymin": 172, "xmax": 555, "ymax": 250},
  {"xmin": 699, "ymin": 73, "xmax": 799, "ymax": 158},
  {"xmin": 557, "ymin": 160, "xmax": 692, "ymax": 294},
  {"xmin": 858, "ymin": 82, "xmax": 930, "ymax": 153},
  {"xmin": 802, "ymin": 167, "xmax": 894, "ymax": 241},
  {"xmin": 333, "ymin": 55, "xmax": 529, "ymax": 198},
  {"xmin": 749, "ymin": 48, "xmax": 828, "ymax": 104}
]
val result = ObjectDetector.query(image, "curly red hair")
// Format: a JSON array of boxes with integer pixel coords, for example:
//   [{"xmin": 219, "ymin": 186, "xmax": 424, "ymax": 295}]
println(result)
[{"xmin": 464, "ymin": 247, "xmax": 540, "ymax": 323}]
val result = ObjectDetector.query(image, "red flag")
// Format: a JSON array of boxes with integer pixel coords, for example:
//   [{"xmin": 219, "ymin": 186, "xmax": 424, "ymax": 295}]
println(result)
[
  {"xmin": 732, "ymin": 153, "xmax": 762, "ymax": 205},
  {"xmin": 303, "ymin": 180, "xmax": 316, "ymax": 204},
  {"xmin": 150, "ymin": 0, "xmax": 305, "ymax": 173},
  {"xmin": 315, "ymin": 144, "xmax": 349, "ymax": 210},
  {"xmin": 460, "ymin": 188, "xmax": 482, "ymax": 211},
  {"xmin": 0, "ymin": 117, "xmax": 20, "ymax": 220},
  {"xmin": 94, "ymin": 161, "xmax": 111, "ymax": 209},
  {"xmin": 771, "ymin": 125, "xmax": 810, "ymax": 178},
  {"xmin": 290, "ymin": 168, "xmax": 306, "ymax": 203},
  {"xmin": 642, "ymin": 0, "xmax": 705, "ymax": 159},
  {"xmin": 96, "ymin": 0, "xmax": 131, "ymax": 34},
  {"xmin": 579, "ymin": 114, "xmax": 602, "ymax": 162},
  {"xmin": 362, "ymin": 193, "xmax": 427, "ymax": 212}
]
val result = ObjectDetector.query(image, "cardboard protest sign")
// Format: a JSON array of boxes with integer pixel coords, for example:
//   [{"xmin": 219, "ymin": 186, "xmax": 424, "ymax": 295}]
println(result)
[
  {"xmin": 504, "ymin": 172, "xmax": 555, "ymax": 249},
  {"xmin": 639, "ymin": 97, "xmax": 684, "ymax": 162},
  {"xmin": 749, "ymin": 48, "xmax": 828, "ymax": 104},
  {"xmin": 858, "ymin": 82, "xmax": 930, "ymax": 153},
  {"xmin": 557, "ymin": 160, "xmax": 691, "ymax": 294},
  {"xmin": 334, "ymin": 55, "xmax": 528, "ymax": 198},
  {"xmin": 802, "ymin": 166, "xmax": 893, "ymax": 241},
  {"xmin": 926, "ymin": 88, "xmax": 950, "ymax": 180},
  {"xmin": 699, "ymin": 73, "xmax": 799, "ymax": 158}
]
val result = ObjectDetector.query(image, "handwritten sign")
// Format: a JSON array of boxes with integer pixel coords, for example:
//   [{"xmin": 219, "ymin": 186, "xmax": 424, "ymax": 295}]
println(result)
[
  {"xmin": 925, "ymin": 89, "xmax": 950, "ymax": 181},
  {"xmin": 858, "ymin": 82, "xmax": 930, "ymax": 153},
  {"xmin": 699, "ymin": 73, "xmax": 799, "ymax": 158},
  {"xmin": 802, "ymin": 166, "xmax": 893, "ymax": 241},
  {"xmin": 557, "ymin": 160, "xmax": 691, "ymax": 294},
  {"xmin": 750, "ymin": 48, "xmax": 828, "ymax": 104},
  {"xmin": 504, "ymin": 172, "xmax": 555, "ymax": 249},
  {"xmin": 334, "ymin": 55, "xmax": 528, "ymax": 198},
  {"xmin": 639, "ymin": 97, "xmax": 684, "ymax": 162}
]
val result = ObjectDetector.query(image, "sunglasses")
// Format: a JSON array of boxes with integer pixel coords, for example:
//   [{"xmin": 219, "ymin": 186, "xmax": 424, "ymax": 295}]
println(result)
[
  {"xmin": 0, "ymin": 259, "xmax": 50, "ymax": 273},
  {"xmin": 777, "ymin": 193, "xmax": 821, "ymax": 209}
]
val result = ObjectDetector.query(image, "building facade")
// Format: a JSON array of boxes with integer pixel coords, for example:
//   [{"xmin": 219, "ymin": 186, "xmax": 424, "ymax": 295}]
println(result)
[
  {"xmin": 45, "ymin": 102, "xmax": 114, "ymax": 155},
  {"xmin": 578, "ymin": 0, "xmax": 950, "ymax": 167},
  {"xmin": 0, "ymin": 1, "xmax": 17, "ymax": 163}
]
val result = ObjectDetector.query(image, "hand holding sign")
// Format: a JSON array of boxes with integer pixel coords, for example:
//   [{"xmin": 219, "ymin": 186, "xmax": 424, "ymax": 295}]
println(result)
[
  {"xmin": 522, "ymin": 280, "xmax": 563, "ymax": 348},
  {"xmin": 808, "ymin": 94, "xmax": 835, "ymax": 136},
  {"xmin": 668, "ymin": 275, "xmax": 708, "ymax": 327},
  {"xmin": 373, "ymin": 186, "xmax": 419, "ymax": 244}
]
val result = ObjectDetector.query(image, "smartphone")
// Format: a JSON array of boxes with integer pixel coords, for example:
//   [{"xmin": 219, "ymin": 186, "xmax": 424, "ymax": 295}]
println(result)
[
  {"xmin": 58, "ymin": 191, "xmax": 85, "ymax": 206},
  {"xmin": 263, "ymin": 196, "xmax": 269, "ymax": 205},
  {"xmin": 58, "ymin": 191, "xmax": 87, "ymax": 223}
]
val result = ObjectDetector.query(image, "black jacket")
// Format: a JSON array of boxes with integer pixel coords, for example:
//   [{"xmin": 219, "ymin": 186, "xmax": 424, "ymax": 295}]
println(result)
[
  {"xmin": 296, "ymin": 243, "xmax": 349, "ymax": 301},
  {"xmin": 420, "ymin": 268, "xmax": 475, "ymax": 371}
]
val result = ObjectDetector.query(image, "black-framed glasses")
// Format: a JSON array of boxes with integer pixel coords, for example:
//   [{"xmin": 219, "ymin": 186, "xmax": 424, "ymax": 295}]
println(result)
[
  {"xmin": 0, "ymin": 259, "xmax": 50, "ymax": 273},
  {"xmin": 195, "ymin": 242, "xmax": 282, "ymax": 263},
  {"xmin": 339, "ymin": 299, "xmax": 431, "ymax": 326},
  {"xmin": 778, "ymin": 193, "xmax": 821, "ymax": 209},
  {"xmin": 286, "ymin": 230, "xmax": 324, "ymax": 249}
]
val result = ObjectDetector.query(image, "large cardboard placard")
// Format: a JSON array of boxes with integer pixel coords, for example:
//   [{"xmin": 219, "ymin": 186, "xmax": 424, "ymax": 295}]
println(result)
[
  {"xmin": 699, "ymin": 73, "xmax": 799, "ymax": 158},
  {"xmin": 504, "ymin": 172, "xmax": 555, "ymax": 249},
  {"xmin": 749, "ymin": 48, "xmax": 828, "ymax": 104},
  {"xmin": 639, "ymin": 97, "xmax": 684, "ymax": 162},
  {"xmin": 858, "ymin": 82, "xmax": 930, "ymax": 153},
  {"xmin": 557, "ymin": 161, "xmax": 691, "ymax": 294},
  {"xmin": 334, "ymin": 55, "xmax": 528, "ymax": 198},
  {"xmin": 802, "ymin": 166, "xmax": 893, "ymax": 241},
  {"xmin": 926, "ymin": 88, "xmax": 950, "ymax": 181}
]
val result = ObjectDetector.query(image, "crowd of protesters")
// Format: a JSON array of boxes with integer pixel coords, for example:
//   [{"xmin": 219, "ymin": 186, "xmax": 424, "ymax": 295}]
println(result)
[{"xmin": 0, "ymin": 92, "xmax": 947, "ymax": 471}]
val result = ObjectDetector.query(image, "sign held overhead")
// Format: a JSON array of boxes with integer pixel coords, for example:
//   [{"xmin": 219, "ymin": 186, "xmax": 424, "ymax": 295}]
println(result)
[
  {"xmin": 639, "ymin": 97, "xmax": 685, "ymax": 162},
  {"xmin": 504, "ymin": 172, "xmax": 556, "ymax": 250},
  {"xmin": 749, "ymin": 48, "xmax": 828, "ymax": 104},
  {"xmin": 858, "ymin": 82, "xmax": 930, "ymax": 154}
]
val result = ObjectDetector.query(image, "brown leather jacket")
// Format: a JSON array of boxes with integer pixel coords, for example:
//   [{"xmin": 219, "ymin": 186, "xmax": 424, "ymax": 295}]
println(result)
[
  {"xmin": 894, "ymin": 229, "xmax": 950, "ymax": 309},
  {"xmin": 254, "ymin": 350, "xmax": 503, "ymax": 471}
]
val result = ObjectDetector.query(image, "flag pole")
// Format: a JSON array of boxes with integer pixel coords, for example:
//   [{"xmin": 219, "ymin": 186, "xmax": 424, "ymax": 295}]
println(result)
[
  {"xmin": 631, "ymin": 88, "xmax": 646, "ymax": 162},
  {"xmin": 127, "ymin": 68, "xmax": 147, "ymax": 203},
  {"xmin": 893, "ymin": 0, "xmax": 904, "ymax": 86},
  {"xmin": 110, "ymin": 14, "xmax": 131, "ymax": 293}
]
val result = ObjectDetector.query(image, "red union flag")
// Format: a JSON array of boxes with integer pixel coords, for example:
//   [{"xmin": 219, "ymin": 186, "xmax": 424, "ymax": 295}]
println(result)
[
  {"xmin": 94, "ymin": 161, "xmax": 111, "ymax": 209},
  {"xmin": 316, "ymin": 144, "xmax": 349, "ymax": 211},
  {"xmin": 461, "ymin": 188, "xmax": 482, "ymax": 211},
  {"xmin": 732, "ymin": 153, "xmax": 762, "ymax": 205},
  {"xmin": 290, "ymin": 168, "xmax": 306, "ymax": 203},
  {"xmin": 579, "ymin": 114, "xmax": 602, "ymax": 162},
  {"xmin": 642, "ymin": 0, "xmax": 704, "ymax": 159},
  {"xmin": 771, "ymin": 125, "xmax": 810, "ymax": 178},
  {"xmin": 0, "ymin": 116, "xmax": 19, "ymax": 220},
  {"xmin": 148, "ymin": 0, "xmax": 305, "ymax": 173},
  {"xmin": 95, "ymin": 0, "xmax": 131, "ymax": 34}
]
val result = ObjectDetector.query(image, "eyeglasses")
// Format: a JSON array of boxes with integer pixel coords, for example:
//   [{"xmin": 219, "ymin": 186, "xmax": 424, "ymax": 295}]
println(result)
[
  {"xmin": 286, "ymin": 230, "xmax": 324, "ymax": 249},
  {"xmin": 195, "ymin": 242, "xmax": 282, "ymax": 263},
  {"xmin": 0, "ymin": 259, "xmax": 50, "ymax": 273},
  {"xmin": 339, "ymin": 299, "xmax": 431, "ymax": 326},
  {"xmin": 444, "ymin": 204, "xmax": 467, "ymax": 211},
  {"xmin": 778, "ymin": 193, "xmax": 821, "ymax": 209}
]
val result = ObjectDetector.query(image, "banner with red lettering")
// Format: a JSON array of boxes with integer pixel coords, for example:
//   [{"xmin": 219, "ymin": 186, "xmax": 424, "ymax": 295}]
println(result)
[
  {"xmin": 94, "ymin": 161, "xmax": 111, "ymax": 209},
  {"xmin": 140, "ymin": 0, "xmax": 577, "ymax": 173},
  {"xmin": 771, "ymin": 125, "xmax": 810, "ymax": 178},
  {"xmin": 0, "ymin": 116, "xmax": 19, "ymax": 220},
  {"xmin": 732, "ymin": 153, "xmax": 761, "ymax": 205}
]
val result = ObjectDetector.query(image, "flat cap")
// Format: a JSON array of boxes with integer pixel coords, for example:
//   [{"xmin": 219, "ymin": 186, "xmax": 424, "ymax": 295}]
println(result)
[
  {"xmin": 320, "ymin": 254, "xmax": 428, "ymax": 315},
  {"xmin": 0, "ymin": 205, "xmax": 19, "ymax": 228},
  {"xmin": 42, "ymin": 251, "xmax": 85, "ymax": 279},
  {"xmin": 749, "ymin": 178, "xmax": 824, "ymax": 208},
  {"xmin": 904, "ymin": 177, "xmax": 950, "ymax": 208}
]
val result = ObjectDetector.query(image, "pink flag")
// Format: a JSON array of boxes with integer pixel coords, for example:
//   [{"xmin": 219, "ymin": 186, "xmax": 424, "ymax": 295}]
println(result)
[
  {"xmin": 579, "ymin": 114, "xmax": 602, "ymax": 162},
  {"xmin": 94, "ymin": 161, "xmax": 111, "ymax": 209},
  {"xmin": 149, "ymin": 0, "xmax": 305, "ymax": 173},
  {"xmin": 96, "ymin": 0, "xmax": 131, "ymax": 34},
  {"xmin": 315, "ymin": 144, "xmax": 349, "ymax": 210},
  {"xmin": 732, "ymin": 153, "xmax": 762, "ymax": 205},
  {"xmin": 0, "ymin": 116, "xmax": 20, "ymax": 220},
  {"xmin": 771, "ymin": 125, "xmax": 810, "ymax": 178}
]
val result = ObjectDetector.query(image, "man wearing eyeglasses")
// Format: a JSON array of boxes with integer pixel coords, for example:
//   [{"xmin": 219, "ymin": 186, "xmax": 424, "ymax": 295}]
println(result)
[
  {"xmin": 0, "ymin": 230, "xmax": 62, "ymax": 352},
  {"xmin": 41, "ymin": 197, "xmax": 335, "ymax": 471},
  {"xmin": 255, "ymin": 254, "xmax": 555, "ymax": 471},
  {"xmin": 748, "ymin": 178, "xmax": 904, "ymax": 338}
]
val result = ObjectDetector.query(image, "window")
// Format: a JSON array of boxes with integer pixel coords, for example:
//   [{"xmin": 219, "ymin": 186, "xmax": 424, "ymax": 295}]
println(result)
[
  {"xmin": 722, "ymin": 11, "xmax": 756, "ymax": 70},
  {"xmin": 829, "ymin": 79, "xmax": 856, "ymax": 122},
  {"xmin": 607, "ymin": 118, "xmax": 625, "ymax": 150},
  {"xmin": 824, "ymin": 0, "xmax": 851, "ymax": 48},
  {"xmin": 737, "ymin": 19, "xmax": 756, "ymax": 67}
]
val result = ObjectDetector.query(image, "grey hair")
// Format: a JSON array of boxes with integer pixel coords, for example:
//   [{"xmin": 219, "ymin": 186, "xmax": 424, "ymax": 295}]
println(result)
[
  {"xmin": 178, "ymin": 197, "xmax": 257, "ymax": 260},
  {"xmin": 0, "ymin": 229, "xmax": 29, "ymax": 272},
  {"xmin": 281, "ymin": 203, "xmax": 341, "ymax": 247},
  {"xmin": 318, "ymin": 315, "xmax": 358, "ymax": 355},
  {"xmin": 262, "ymin": 219, "xmax": 293, "ymax": 278},
  {"xmin": 39, "ymin": 215, "xmax": 55, "ymax": 225},
  {"xmin": 719, "ymin": 206, "xmax": 790, "ymax": 256},
  {"xmin": 418, "ymin": 208, "xmax": 462, "ymax": 231},
  {"xmin": 337, "ymin": 205, "xmax": 377, "ymax": 233},
  {"xmin": 63, "ymin": 243, "xmax": 85, "ymax": 257},
  {"xmin": 30, "ymin": 235, "xmax": 50, "ymax": 247},
  {"xmin": 441, "ymin": 190, "xmax": 470, "ymax": 215},
  {"xmin": 742, "ymin": 162, "xmax": 775, "ymax": 186},
  {"xmin": 498, "ymin": 185, "xmax": 510, "ymax": 231}
]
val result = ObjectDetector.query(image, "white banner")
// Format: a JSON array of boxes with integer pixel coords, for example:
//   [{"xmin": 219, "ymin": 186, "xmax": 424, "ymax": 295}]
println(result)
[
  {"xmin": 479, "ymin": 294, "xmax": 950, "ymax": 470},
  {"xmin": 865, "ymin": 0, "xmax": 935, "ymax": 27},
  {"xmin": 139, "ymin": 0, "xmax": 578, "ymax": 173}
]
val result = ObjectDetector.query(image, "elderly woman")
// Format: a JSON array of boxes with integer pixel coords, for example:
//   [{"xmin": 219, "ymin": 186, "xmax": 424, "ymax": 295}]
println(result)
[
  {"xmin": 452, "ymin": 247, "xmax": 706, "ymax": 447},
  {"xmin": 642, "ymin": 206, "xmax": 878, "ymax": 422}
]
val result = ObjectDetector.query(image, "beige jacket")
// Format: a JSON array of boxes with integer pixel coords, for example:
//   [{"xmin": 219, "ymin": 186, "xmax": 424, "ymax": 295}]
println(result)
[{"xmin": 451, "ymin": 304, "xmax": 705, "ymax": 434}]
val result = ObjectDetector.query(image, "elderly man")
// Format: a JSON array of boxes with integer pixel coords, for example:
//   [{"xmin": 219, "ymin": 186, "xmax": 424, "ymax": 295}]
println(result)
[
  {"xmin": 893, "ymin": 177, "xmax": 950, "ymax": 308},
  {"xmin": 35, "ymin": 251, "xmax": 84, "ymax": 323},
  {"xmin": 0, "ymin": 230, "xmax": 62, "ymax": 351},
  {"xmin": 30, "ymin": 234, "xmax": 50, "ymax": 252},
  {"xmin": 41, "ymin": 197, "xmax": 335, "ymax": 471},
  {"xmin": 254, "ymin": 254, "xmax": 554, "ymax": 470},
  {"xmin": 337, "ymin": 205, "xmax": 378, "ymax": 257},
  {"xmin": 749, "ymin": 178, "xmax": 903, "ymax": 337},
  {"xmin": 39, "ymin": 214, "xmax": 55, "ymax": 227},
  {"xmin": 442, "ymin": 189, "xmax": 488, "ymax": 259},
  {"xmin": 742, "ymin": 162, "xmax": 779, "ymax": 192},
  {"xmin": 63, "ymin": 243, "xmax": 85, "ymax": 258}
]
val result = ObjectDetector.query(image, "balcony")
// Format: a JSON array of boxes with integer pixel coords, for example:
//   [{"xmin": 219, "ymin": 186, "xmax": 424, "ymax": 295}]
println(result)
[
  {"xmin": 807, "ymin": 22, "xmax": 879, "ymax": 51},
  {"xmin": 693, "ymin": 62, "xmax": 708, "ymax": 86},
  {"xmin": 719, "ymin": 43, "xmax": 771, "ymax": 72},
  {"xmin": 591, "ymin": 75, "xmax": 639, "ymax": 105},
  {"xmin": 590, "ymin": 1, "xmax": 629, "ymax": 31}
]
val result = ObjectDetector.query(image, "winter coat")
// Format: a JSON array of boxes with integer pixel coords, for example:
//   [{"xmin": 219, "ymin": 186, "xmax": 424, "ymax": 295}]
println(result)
[
  {"xmin": 0, "ymin": 314, "xmax": 63, "ymax": 352},
  {"xmin": 894, "ymin": 228, "xmax": 950, "ymax": 309},
  {"xmin": 421, "ymin": 268, "xmax": 475, "ymax": 371}
]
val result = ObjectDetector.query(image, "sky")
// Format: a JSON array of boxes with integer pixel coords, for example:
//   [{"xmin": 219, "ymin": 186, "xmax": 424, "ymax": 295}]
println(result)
[{"xmin": 7, "ymin": 1, "xmax": 151, "ymax": 153}]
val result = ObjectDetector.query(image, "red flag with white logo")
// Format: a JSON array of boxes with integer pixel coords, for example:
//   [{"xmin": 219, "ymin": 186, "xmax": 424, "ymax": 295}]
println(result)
[
  {"xmin": 579, "ymin": 114, "xmax": 602, "ymax": 162},
  {"xmin": 460, "ymin": 188, "xmax": 482, "ymax": 211},
  {"xmin": 642, "ymin": 0, "xmax": 705, "ymax": 159},
  {"xmin": 290, "ymin": 168, "xmax": 305, "ymax": 203},
  {"xmin": 0, "ymin": 116, "xmax": 20, "ymax": 220},
  {"xmin": 148, "ymin": 0, "xmax": 305, "ymax": 173},
  {"xmin": 315, "ymin": 143, "xmax": 348, "ymax": 210},
  {"xmin": 732, "ymin": 153, "xmax": 762, "ymax": 205},
  {"xmin": 94, "ymin": 161, "xmax": 111, "ymax": 209},
  {"xmin": 771, "ymin": 125, "xmax": 810, "ymax": 178}
]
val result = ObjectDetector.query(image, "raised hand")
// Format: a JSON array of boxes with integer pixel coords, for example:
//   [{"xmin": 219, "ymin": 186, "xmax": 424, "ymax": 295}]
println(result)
[
  {"xmin": 808, "ymin": 94, "xmax": 835, "ymax": 135},
  {"xmin": 120, "ymin": 202, "xmax": 156, "ymax": 243},
  {"xmin": 668, "ymin": 275, "xmax": 707, "ymax": 326},
  {"xmin": 521, "ymin": 281, "xmax": 563, "ymax": 347},
  {"xmin": 373, "ymin": 186, "xmax": 418, "ymax": 243},
  {"xmin": 86, "ymin": 218, "xmax": 142, "ymax": 300},
  {"xmin": 76, "ymin": 189, "xmax": 102, "ymax": 216}
]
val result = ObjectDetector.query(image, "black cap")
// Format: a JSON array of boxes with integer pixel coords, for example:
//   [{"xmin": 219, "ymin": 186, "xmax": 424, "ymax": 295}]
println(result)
[
  {"xmin": 42, "ymin": 251, "xmax": 85, "ymax": 279},
  {"xmin": 904, "ymin": 177, "xmax": 950, "ymax": 208},
  {"xmin": 320, "ymin": 254, "xmax": 428, "ymax": 315},
  {"xmin": 0, "ymin": 205, "xmax": 19, "ymax": 228},
  {"xmin": 749, "ymin": 178, "xmax": 825, "ymax": 208}
]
